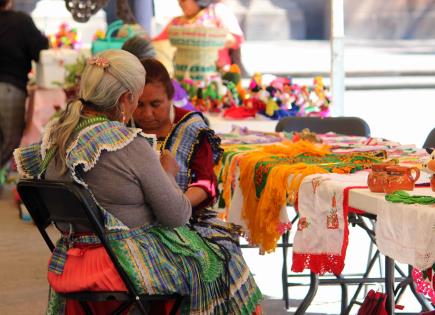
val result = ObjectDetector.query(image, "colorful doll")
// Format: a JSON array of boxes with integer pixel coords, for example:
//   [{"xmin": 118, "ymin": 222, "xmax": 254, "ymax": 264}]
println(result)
[{"xmin": 422, "ymin": 148, "xmax": 435, "ymax": 191}]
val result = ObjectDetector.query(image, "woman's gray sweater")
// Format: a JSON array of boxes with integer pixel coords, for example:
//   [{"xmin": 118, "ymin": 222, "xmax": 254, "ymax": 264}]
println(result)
[{"xmin": 46, "ymin": 136, "xmax": 192, "ymax": 229}]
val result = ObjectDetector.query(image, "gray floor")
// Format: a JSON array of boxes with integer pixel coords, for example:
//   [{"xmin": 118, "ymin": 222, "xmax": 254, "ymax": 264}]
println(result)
[
  {"xmin": 0, "ymin": 183, "xmax": 427, "ymax": 314},
  {"xmin": 0, "ymin": 184, "xmax": 50, "ymax": 314}
]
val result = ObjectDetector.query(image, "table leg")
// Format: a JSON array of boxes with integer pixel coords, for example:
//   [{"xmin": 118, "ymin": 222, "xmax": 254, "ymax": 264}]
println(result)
[
  {"xmin": 385, "ymin": 256, "xmax": 395, "ymax": 315},
  {"xmin": 295, "ymin": 272, "xmax": 319, "ymax": 315},
  {"xmin": 337, "ymin": 275, "xmax": 348, "ymax": 314},
  {"xmin": 281, "ymin": 231, "xmax": 289, "ymax": 309}
]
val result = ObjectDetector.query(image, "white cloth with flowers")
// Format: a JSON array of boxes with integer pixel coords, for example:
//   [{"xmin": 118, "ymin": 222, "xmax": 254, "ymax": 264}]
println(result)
[
  {"xmin": 292, "ymin": 172, "xmax": 369, "ymax": 275},
  {"xmin": 375, "ymin": 191, "xmax": 435, "ymax": 270}
]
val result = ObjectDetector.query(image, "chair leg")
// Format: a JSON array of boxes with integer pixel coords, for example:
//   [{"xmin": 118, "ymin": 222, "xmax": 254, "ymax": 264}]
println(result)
[
  {"xmin": 112, "ymin": 301, "xmax": 133, "ymax": 315},
  {"xmin": 134, "ymin": 299, "xmax": 150, "ymax": 315},
  {"xmin": 169, "ymin": 296, "xmax": 185, "ymax": 315},
  {"xmin": 79, "ymin": 301, "xmax": 94, "ymax": 315}
]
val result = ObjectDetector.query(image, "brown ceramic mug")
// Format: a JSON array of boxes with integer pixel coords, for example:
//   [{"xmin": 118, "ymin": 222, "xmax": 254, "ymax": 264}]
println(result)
[
  {"xmin": 382, "ymin": 165, "xmax": 420, "ymax": 194},
  {"xmin": 367, "ymin": 163, "xmax": 390, "ymax": 193}
]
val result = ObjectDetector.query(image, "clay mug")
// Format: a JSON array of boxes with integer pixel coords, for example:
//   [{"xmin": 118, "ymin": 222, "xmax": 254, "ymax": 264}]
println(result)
[
  {"xmin": 367, "ymin": 163, "xmax": 390, "ymax": 193},
  {"xmin": 382, "ymin": 165, "xmax": 420, "ymax": 194}
]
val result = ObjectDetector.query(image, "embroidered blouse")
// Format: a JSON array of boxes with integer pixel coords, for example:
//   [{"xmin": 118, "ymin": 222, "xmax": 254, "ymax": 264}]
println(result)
[{"xmin": 165, "ymin": 107, "xmax": 222, "ymax": 209}]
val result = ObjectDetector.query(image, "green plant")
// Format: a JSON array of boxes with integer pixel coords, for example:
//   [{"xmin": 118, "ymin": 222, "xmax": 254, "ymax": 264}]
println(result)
[{"xmin": 64, "ymin": 55, "xmax": 87, "ymax": 90}]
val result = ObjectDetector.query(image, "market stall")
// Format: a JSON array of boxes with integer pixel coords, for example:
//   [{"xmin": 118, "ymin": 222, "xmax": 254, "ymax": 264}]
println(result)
[{"xmin": 214, "ymin": 129, "xmax": 434, "ymax": 314}]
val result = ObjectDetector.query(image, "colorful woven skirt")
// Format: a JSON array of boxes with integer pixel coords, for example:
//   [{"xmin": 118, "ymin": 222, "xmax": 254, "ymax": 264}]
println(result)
[
  {"xmin": 190, "ymin": 210, "xmax": 263, "ymax": 314},
  {"xmin": 46, "ymin": 225, "xmax": 262, "ymax": 315}
]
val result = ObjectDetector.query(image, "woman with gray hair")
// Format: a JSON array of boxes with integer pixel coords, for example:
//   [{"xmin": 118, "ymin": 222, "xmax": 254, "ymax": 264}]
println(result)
[{"xmin": 14, "ymin": 49, "xmax": 261, "ymax": 314}]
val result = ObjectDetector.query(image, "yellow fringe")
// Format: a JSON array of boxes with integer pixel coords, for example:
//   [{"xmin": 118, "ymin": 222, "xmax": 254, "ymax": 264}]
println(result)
[
  {"xmin": 262, "ymin": 140, "xmax": 331, "ymax": 157},
  {"xmin": 240, "ymin": 160, "xmax": 329, "ymax": 253},
  {"xmin": 217, "ymin": 141, "xmax": 335, "ymax": 253}
]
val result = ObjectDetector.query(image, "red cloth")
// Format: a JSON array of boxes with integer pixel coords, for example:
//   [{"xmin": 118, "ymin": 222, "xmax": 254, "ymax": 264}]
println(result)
[
  {"xmin": 48, "ymin": 244, "xmax": 179, "ymax": 314},
  {"xmin": 223, "ymin": 106, "xmax": 257, "ymax": 119},
  {"xmin": 48, "ymin": 245, "xmax": 129, "ymax": 315},
  {"xmin": 342, "ymin": 186, "xmax": 369, "ymax": 215},
  {"xmin": 357, "ymin": 290, "xmax": 388, "ymax": 315}
]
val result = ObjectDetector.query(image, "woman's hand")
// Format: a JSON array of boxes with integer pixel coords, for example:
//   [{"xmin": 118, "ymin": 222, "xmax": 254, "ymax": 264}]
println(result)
[{"xmin": 160, "ymin": 150, "xmax": 179, "ymax": 177}]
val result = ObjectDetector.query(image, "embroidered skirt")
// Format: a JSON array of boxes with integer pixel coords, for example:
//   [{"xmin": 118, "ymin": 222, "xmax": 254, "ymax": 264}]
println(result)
[
  {"xmin": 46, "ymin": 225, "xmax": 262, "ymax": 315},
  {"xmin": 190, "ymin": 210, "xmax": 262, "ymax": 314}
]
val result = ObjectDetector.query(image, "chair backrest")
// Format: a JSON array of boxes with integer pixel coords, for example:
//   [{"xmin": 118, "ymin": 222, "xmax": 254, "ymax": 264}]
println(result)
[
  {"xmin": 16, "ymin": 179, "xmax": 140, "ymax": 298},
  {"xmin": 275, "ymin": 116, "xmax": 371, "ymax": 137},
  {"xmin": 423, "ymin": 128, "xmax": 435, "ymax": 148}
]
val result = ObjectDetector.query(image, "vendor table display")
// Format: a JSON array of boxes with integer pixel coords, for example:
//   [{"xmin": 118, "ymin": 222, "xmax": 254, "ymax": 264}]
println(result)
[
  {"xmin": 176, "ymin": 71, "xmax": 330, "ymax": 120},
  {"xmin": 216, "ymin": 130, "xmax": 428, "ymax": 253},
  {"xmin": 214, "ymin": 128, "xmax": 434, "ymax": 306}
]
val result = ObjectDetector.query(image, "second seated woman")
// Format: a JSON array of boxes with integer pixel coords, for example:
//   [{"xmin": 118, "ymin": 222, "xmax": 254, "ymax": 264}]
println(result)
[{"xmin": 133, "ymin": 58, "xmax": 262, "ymax": 314}]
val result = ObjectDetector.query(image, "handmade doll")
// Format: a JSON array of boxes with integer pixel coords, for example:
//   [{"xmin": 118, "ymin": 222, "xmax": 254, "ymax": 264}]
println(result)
[{"xmin": 422, "ymin": 148, "xmax": 435, "ymax": 191}]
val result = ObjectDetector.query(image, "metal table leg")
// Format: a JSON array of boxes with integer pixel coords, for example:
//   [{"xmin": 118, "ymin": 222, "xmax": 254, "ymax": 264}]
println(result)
[
  {"xmin": 337, "ymin": 275, "xmax": 348, "ymax": 315},
  {"xmin": 385, "ymin": 256, "xmax": 395, "ymax": 315},
  {"xmin": 295, "ymin": 272, "xmax": 319, "ymax": 315},
  {"xmin": 281, "ymin": 231, "xmax": 290, "ymax": 309}
]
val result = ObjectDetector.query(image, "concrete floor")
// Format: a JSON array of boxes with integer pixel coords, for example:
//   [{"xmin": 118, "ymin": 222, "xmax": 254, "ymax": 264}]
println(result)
[
  {"xmin": 0, "ymin": 184, "xmax": 50, "ymax": 314},
  {"xmin": 0, "ymin": 181, "xmax": 428, "ymax": 315}
]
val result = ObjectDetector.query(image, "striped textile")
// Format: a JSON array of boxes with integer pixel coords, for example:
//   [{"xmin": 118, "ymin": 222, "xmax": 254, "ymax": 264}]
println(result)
[
  {"xmin": 163, "ymin": 111, "xmax": 223, "ymax": 191},
  {"xmin": 163, "ymin": 113, "xmax": 262, "ymax": 314},
  {"xmin": 46, "ymin": 224, "xmax": 261, "ymax": 314}
]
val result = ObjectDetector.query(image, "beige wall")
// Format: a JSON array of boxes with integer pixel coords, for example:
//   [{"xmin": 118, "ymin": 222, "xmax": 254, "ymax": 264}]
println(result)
[
  {"xmin": 227, "ymin": 0, "xmax": 435, "ymax": 40},
  {"xmin": 345, "ymin": 0, "xmax": 435, "ymax": 39}
]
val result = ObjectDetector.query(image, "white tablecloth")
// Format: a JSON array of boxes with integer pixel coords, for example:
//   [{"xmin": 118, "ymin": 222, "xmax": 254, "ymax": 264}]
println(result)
[
  {"xmin": 205, "ymin": 113, "xmax": 278, "ymax": 134},
  {"xmin": 350, "ymin": 186, "xmax": 435, "ymax": 270}
]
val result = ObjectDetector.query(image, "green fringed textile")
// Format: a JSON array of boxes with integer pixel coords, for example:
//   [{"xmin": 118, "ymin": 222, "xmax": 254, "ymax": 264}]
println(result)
[
  {"xmin": 385, "ymin": 190, "xmax": 435, "ymax": 205},
  {"xmin": 150, "ymin": 226, "xmax": 224, "ymax": 283}
]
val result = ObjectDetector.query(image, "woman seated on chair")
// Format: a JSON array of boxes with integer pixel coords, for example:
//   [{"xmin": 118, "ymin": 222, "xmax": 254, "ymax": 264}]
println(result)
[
  {"xmin": 132, "ymin": 58, "xmax": 262, "ymax": 314},
  {"xmin": 14, "ymin": 50, "xmax": 262, "ymax": 315}
]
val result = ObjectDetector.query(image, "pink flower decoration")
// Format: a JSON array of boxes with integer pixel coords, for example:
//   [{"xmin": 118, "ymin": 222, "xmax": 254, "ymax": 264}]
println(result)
[{"xmin": 87, "ymin": 56, "xmax": 110, "ymax": 69}]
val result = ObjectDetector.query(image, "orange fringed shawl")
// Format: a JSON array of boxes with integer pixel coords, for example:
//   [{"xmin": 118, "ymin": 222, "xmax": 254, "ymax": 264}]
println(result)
[{"xmin": 237, "ymin": 141, "xmax": 330, "ymax": 253}]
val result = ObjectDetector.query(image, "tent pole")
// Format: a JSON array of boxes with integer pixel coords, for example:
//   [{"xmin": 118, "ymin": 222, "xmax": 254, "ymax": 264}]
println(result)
[{"xmin": 330, "ymin": 0, "xmax": 345, "ymax": 117}]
